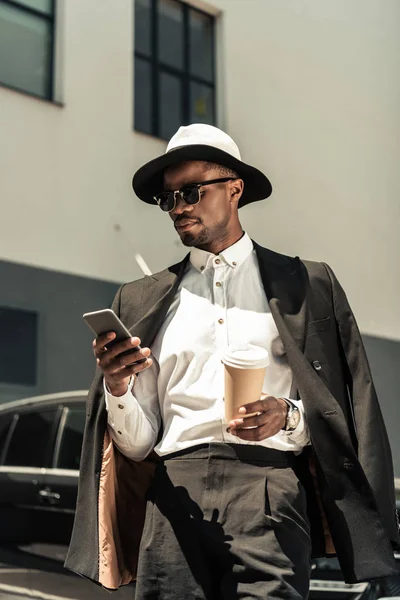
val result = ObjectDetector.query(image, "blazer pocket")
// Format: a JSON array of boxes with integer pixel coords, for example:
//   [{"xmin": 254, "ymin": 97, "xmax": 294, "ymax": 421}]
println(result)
[{"xmin": 307, "ymin": 316, "xmax": 333, "ymax": 336}]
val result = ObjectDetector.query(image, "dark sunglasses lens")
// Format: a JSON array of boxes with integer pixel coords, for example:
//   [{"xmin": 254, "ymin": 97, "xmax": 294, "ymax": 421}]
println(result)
[
  {"xmin": 181, "ymin": 186, "xmax": 200, "ymax": 205},
  {"xmin": 157, "ymin": 192, "xmax": 174, "ymax": 212}
]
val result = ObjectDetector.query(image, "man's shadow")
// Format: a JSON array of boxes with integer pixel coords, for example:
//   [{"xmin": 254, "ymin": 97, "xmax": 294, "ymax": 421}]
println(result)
[{"xmin": 152, "ymin": 465, "xmax": 236, "ymax": 600}]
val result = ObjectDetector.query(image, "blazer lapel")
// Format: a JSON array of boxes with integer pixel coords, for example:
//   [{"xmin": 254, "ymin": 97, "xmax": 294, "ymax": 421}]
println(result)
[
  {"xmin": 253, "ymin": 242, "xmax": 308, "ymax": 352},
  {"xmin": 128, "ymin": 254, "xmax": 190, "ymax": 348}
]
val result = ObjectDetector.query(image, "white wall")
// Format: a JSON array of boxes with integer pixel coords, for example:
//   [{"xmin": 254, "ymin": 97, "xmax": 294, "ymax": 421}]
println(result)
[
  {"xmin": 220, "ymin": 0, "xmax": 400, "ymax": 341},
  {"xmin": 0, "ymin": 0, "xmax": 399, "ymax": 339}
]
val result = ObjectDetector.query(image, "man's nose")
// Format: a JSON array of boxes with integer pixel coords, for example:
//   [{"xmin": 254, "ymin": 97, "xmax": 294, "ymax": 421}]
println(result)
[{"xmin": 172, "ymin": 192, "xmax": 194, "ymax": 216}]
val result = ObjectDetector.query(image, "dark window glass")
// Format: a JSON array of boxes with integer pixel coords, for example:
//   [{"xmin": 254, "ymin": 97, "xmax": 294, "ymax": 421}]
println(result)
[
  {"xmin": 159, "ymin": 71, "xmax": 182, "ymax": 140},
  {"xmin": 158, "ymin": 0, "xmax": 183, "ymax": 70},
  {"xmin": 190, "ymin": 81, "xmax": 214, "ymax": 125},
  {"xmin": 189, "ymin": 9, "xmax": 213, "ymax": 82},
  {"xmin": 57, "ymin": 407, "xmax": 85, "ymax": 470},
  {"xmin": 5, "ymin": 409, "xmax": 57, "ymax": 467},
  {"xmin": 134, "ymin": 57, "xmax": 153, "ymax": 135},
  {"xmin": 134, "ymin": 0, "xmax": 216, "ymax": 140},
  {"xmin": 0, "ymin": 0, "xmax": 54, "ymax": 100},
  {"xmin": 135, "ymin": 0, "xmax": 151, "ymax": 56},
  {"xmin": 0, "ymin": 307, "xmax": 38, "ymax": 386}
]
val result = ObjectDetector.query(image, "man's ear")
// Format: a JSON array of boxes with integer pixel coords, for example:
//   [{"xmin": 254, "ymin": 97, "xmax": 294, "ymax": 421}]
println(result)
[{"xmin": 230, "ymin": 179, "xmax": 244, "ymax": 206}]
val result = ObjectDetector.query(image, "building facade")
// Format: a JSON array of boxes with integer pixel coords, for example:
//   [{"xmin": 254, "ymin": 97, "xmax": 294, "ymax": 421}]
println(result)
[{"xmin": 0, "ymin": 0, "xmax": 399, "ymax": 473}]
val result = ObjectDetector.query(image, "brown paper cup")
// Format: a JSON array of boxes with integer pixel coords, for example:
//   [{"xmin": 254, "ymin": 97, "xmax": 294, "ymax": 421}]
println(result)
[
  {"xmin": 222, "ymin": 345, "xmax": 269, "ymax": 422},
  {"xmin": 224, "ymin": 365, "xmax": 267, "ymax": 421}
]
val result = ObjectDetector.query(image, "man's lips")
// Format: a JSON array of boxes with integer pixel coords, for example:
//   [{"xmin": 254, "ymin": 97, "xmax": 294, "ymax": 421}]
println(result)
[{"xmin": 175, "ymin": 220, "xmax": 199, "ymax": 230}]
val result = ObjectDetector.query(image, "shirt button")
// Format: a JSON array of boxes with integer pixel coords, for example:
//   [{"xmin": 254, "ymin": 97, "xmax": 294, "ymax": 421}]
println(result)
[
  {"xmin": 200, "ymin": 266, "xmax": 205, "ymax": 271},
  {"xmin": 117, "ymin": 430, "xmax": 122, "ymax": 435},
  {"xmin": 312, "ymin": 360, "xmax": 322, "ymax": 371},
  {"xmin": 218, "ymin": 318, "xmax": 224, "ymax": 324},
  {"xmin": 118, "ymin": 404, "xmax": 124, "ymax": 410},
  {"xmin": 215, "ymin": 282, "xmax": 222, "ymax": 287},
  {"xmin": 215, "ymin": 259, "xmax": 221, "ymax": 265},
  {"xmin": 232, "ymin": 262, "xmax": 237, "ymax": 266}
]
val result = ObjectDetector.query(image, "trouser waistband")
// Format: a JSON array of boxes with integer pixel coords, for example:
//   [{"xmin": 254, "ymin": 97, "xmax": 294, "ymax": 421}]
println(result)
[{"xmin": 161, "ymin": 442, "xmax": 294, "ymax": 465}]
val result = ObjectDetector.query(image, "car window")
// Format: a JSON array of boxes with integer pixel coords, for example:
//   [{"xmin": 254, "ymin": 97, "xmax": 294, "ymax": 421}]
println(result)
[
  {"xmin": 56, "ymin": 407, "xmax": 86, "ymax": 470},
  {"xmin": 4, "ymin": 409, "xmax": 58, "ymax": 467},
  {"xmin": 0, "ymin": 413, "xmax": 14, "ymax": 463}
]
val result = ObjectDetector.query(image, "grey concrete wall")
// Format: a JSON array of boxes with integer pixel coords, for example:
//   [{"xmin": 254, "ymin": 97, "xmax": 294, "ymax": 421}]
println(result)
[{"xmin": 0, "ymin": 260, "xmax": 119, "ymax": 404}]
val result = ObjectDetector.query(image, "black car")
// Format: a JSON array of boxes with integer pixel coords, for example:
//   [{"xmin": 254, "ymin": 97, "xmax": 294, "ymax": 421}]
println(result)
[
  {"xmin": 0, "ymin": 392, "xmax": 399, "ymax": 599},
  {"xmin": 0, "ymin": 391, "xmax": 86, "ymax": 548}
]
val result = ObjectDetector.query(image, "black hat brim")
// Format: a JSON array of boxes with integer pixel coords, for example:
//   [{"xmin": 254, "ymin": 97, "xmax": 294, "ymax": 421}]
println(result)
[{"xmin": 132, "ymin": 145, "xmax": 272, "ymax": 209}]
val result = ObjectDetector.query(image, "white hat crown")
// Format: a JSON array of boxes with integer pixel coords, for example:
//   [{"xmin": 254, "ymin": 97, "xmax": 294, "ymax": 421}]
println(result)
[{"xmin": 166, "ymin": 123, "xmax": 242, "ymax": 161}]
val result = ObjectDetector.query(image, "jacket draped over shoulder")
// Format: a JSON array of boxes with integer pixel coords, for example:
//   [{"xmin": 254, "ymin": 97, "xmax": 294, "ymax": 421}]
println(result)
[{"xmin": 65, "ymin": 246, "xmax": 399, "ymax": 589}]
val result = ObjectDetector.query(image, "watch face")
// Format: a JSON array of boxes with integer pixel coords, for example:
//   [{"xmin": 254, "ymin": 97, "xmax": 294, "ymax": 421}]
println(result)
[{"xmin": 287, "ymin": 407, "xmax": 300, "ymax": 431}]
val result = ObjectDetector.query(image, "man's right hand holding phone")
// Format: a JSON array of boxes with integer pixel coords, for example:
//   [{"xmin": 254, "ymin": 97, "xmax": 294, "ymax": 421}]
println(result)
[{"xmin": 93, "ymin": 333, "xmax": 153, "ymax": 397}]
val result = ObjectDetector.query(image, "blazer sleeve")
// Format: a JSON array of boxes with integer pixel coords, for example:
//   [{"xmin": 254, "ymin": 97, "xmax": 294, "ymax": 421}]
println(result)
[{"xmin": 322, "ymin": 262, "xmax": 400, "ymax": 548}]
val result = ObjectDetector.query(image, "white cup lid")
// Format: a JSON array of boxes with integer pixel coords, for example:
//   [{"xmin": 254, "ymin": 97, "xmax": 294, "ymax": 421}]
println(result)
[{"xmin": 221, "ymin": 344, "xmax": 269, "ymax": 369}]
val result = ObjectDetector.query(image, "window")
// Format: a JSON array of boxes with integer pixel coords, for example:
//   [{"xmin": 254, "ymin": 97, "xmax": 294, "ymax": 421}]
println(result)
[
  {"xmin": 134, "ymin": 0, "xmax": 216, "ymax": 140},
  {"xmin": 56, "ymin": 407, "xmax": 85, "ymax": 470},
  {"xmin": 0, "ymin": 307, "xmax": 38, "ymax": 386},
  {"xmin": 4, "ymin": 409, "xmax": 58, "ymax": 467},
  {"xmin": 0, "ymin": 0, "xmax": 55, "ymax": 100}
]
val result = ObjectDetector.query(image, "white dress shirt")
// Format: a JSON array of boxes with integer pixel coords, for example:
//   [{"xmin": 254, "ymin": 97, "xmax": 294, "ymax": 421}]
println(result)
[{"xmin": 105, "ymin": 233, "xmax": 310, "ymax": 461}]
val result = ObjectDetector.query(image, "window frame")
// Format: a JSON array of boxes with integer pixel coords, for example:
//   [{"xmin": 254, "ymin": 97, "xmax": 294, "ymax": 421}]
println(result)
[
  {"xmin": 134, "ymin": 0, "xmax": 216, "ymax": 139},
  {"xmin": 0, "ymin": 0, "xmax": 56, "ymax": 101},
  {"xmin": 52, "ymin": 402, "xmax": 86, "ymax": 470},
  {"xmin": 0, "ymin": 412, "xmax": 17, "ymax": 465}
]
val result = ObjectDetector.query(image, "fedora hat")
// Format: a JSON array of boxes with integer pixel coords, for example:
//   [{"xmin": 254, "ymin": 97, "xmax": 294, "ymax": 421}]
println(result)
[{"xmin": 132, "ymin": 124, "xmax": 272, "ymax": 209}]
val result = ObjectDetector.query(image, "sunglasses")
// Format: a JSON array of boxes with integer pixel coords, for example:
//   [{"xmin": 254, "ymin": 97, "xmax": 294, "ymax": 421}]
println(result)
[{"xmin": 153, "ymin": 177, "xmax": 237, "ymax": 212}]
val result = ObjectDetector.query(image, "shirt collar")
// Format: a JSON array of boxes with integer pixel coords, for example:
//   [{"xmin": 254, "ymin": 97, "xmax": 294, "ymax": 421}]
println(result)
[{"xmin": 190, "ymin": 232, "xmax": 254, "ymax": 273}]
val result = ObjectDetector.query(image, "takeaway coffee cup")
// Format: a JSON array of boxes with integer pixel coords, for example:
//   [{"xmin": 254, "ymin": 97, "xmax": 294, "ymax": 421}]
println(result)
[{"xmin": 222, "ymin": 345, "xmax": 269, "ymax": 422}]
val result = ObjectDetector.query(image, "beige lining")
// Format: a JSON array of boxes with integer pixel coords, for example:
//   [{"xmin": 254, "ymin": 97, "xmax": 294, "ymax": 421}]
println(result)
[{"xmin": 98, "ymin": 430, "xmax": 158, "ymax": 589}]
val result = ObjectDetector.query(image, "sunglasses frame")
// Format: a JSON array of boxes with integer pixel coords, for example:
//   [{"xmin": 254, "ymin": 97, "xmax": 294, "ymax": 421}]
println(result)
[{"xmin": 154, "ymin": 177, "xmax": 237, "ymax": 213}]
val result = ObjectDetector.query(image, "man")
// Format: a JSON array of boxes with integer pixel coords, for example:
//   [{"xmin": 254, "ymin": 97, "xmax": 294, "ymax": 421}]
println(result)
[{"xmin": 65, "ymin": 124, "xmax": 399, "ymax": 599}]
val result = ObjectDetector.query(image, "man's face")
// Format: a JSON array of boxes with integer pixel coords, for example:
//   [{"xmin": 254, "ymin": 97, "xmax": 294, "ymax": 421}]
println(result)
[{"xmin": 163, "ymin": 161, "xmax": 240, "ymax": 249}]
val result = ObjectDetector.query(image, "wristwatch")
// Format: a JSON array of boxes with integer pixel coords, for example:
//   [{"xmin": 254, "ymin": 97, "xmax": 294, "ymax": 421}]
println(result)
[{"xmin": 281, "ymin": 398, "xmax": 300, "ymax": 432}]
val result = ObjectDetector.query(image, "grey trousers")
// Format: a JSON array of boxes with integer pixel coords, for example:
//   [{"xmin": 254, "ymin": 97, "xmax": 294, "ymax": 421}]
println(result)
[{"xmin": 135, "ymin": 443, "xmax": 311, "ymax": 600}]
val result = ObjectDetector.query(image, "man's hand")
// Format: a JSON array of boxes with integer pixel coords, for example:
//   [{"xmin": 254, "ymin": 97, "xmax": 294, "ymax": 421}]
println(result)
[
  {"xmin": 93, "ymin": 332, "xmax": 153, "ymax": 397},
  {"xmin": 227, "ymin": 393, "xmax": 288, "ymax": 441}
]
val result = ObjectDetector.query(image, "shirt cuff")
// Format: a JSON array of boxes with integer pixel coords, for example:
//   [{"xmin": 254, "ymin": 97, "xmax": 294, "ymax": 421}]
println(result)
[
  {"xmin": 280, "ymin": 398, "xmax": 310, "ymax": 447},
  {"xmin": 103, "ymin": 377, "xmax": 136, "ymax": 444},
  {"xmin": 102, "ymin": 376, "xmax": 159, "ymax": 462}
]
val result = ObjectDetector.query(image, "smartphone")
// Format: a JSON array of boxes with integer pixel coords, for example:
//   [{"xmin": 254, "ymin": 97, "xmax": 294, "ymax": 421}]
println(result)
[{"xmin": 82, "ymin": 308, "xmax": 147, "ymax": 363}]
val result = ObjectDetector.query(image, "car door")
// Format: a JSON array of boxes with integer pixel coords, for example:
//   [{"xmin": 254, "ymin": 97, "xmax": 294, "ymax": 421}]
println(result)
[
  {"xmin": 0, "ymin": 405, "xmax": 61, "ymax": 544},
  {"xmin": 40, "ymin": 402, "xmax": 86, "ymax": 545}
]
